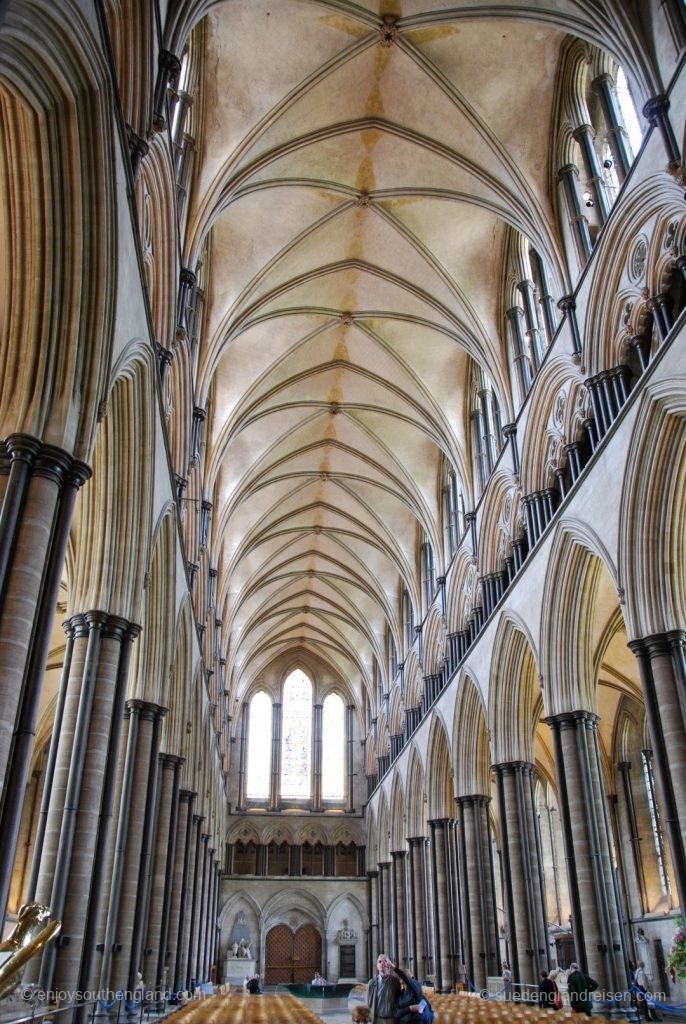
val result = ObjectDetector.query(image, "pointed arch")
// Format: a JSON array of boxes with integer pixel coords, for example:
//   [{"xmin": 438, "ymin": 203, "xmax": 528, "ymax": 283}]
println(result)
[
  {"xmin": 453, "ymin": 673, "xmax": 490, "ymax": 797},
  {"xmin": 489, "ymin": 614, "xmax": 542, "ymax": 764},
  {"xmin": 68, "ymin": 346, "xmax": 155, "ymax": 622},
  {"xmin": 405, "ymin": 746, "xmax": 426, "ymax": 838},
  {"xmin": 619, "ymin": 378, "xmax": 686, "ymax": 637},
  {"xmin": 540, "ymin": 520, "xmax": 620, "ymax": 714},
  {"xmin": 426, "ymin": 713, "xmax": 454, "ymax": 819}
]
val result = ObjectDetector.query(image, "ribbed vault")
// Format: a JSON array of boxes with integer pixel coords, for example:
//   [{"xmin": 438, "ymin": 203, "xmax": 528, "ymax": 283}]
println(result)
[{"xmin": 175, "ymin": 0, "xmax": 645, "ymax": 715}]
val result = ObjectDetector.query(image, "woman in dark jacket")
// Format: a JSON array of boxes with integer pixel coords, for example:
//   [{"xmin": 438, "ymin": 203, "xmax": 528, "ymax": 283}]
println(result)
[
  {"xmin": 391, "ymin": 965, "xmax": 433, "ymax": 1024},
  {"xmin": 538, "ymin": 970, "xmax": 559, "ymax": 1010}
]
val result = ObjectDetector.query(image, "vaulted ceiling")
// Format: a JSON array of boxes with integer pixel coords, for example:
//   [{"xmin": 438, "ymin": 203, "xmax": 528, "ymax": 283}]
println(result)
[{"xmin": 182, "ymin": 1, "xmax": 620, "ymax": 710}]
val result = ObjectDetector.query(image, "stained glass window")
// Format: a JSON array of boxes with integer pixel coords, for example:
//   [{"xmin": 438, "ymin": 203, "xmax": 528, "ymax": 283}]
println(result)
[
  {"xmin": 322, "ymin": 692, "xmax": 345, "ymax": 800},
  {"xmin": 281, "ymin": 669, "xmax": 312, "ymax": 798},
  {"xmin": 246, "ymin": 691, "xmax": 271, "ymax": 798}
]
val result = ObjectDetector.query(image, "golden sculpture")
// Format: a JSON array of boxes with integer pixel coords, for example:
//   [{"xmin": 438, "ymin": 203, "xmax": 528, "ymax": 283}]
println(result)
[{"xmin": 0, "ymin": 903, "xmax": 61, "ymax": 1000}]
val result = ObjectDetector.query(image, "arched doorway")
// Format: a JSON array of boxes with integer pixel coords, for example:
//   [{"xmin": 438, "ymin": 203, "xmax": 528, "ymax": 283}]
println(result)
[{"xmin": 265, "ymin": 923, "xmax": 322, "ymax": 984}]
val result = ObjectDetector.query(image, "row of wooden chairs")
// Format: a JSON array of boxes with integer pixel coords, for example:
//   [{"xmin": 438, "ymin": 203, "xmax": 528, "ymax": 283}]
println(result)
[
  {"xmin": 168, "ymin": 992, "xmax": 326, "ymax": 1024},
  {"xmin": 429, "ymin": 992, "xmax": 633, "ymax": 1024}
]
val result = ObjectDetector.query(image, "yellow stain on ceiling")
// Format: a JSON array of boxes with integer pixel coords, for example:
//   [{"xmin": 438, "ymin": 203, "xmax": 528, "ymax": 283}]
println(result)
[
  {"xmin": 333, "ymin": 336, "xmax": 350, "ymax": 362},
  {"xmin": 380, "ymin": 0, "xmax": 402, "ymax": 16},
  {"xmin": 319, "ymin": 14, "xmax": 370, "ymax": 39},
  {"xmin": 405, "ymin": 26, "xmax": 459, "ymax": 46}
]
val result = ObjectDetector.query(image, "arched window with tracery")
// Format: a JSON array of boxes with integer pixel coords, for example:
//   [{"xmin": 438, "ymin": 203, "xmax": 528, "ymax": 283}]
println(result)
[
  {"xmin": 322, "ymin": 693, "xmax": 345, "ymax": 800},
  {"xmin": 246, "ymin": 690, "xmax": 272, "ymax": 799},
  {"xmin": 281, "ymin": 669, "xmax": 313, "ymax": 798}
]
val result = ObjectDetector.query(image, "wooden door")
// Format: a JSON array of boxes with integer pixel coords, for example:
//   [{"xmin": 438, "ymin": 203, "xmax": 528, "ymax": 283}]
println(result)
[
  {"xmin": 340, "ymin": 944, "xmax": 356, "ymax": 977},
  {"xmin": 293, "ymin": 924, "xmax": 322, "ymax": 983},
  {"xmin": 265, "ymin": 924, "xmax": 295, "ymax": 984}
]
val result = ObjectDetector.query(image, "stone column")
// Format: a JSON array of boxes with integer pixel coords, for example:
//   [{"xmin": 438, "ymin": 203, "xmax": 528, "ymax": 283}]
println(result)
[
  {"xmin": 178, "ymin": 810, "xmax": 200, "ymax": 990},
  {"xmin": 193, "ymin": 834, "xmax": 210, "ymax": 982},
  {"xmin": 168, "ymin": 790, "xmax": 194, "ymax": 993},
  {"xmin": 429, "ymin": 819, "xmax": 454, "ymax": 991},
  {"xmin": 456, "ymin": 796, "xmax": 499, "ymax": 989},
  {"xmin": 617, "ymin": 762, "xmax": 648, "ymax": 916},
  {"xmin": 592, "ymin": 74, "xmax": 631, "ymax": 180},
  {"xmin": 268, "ymin": 702, "xmax": 282, "ymax": 811},
  {"xmin": 378, "ymin": 861, "xmax": 391, "ymax": 955},
  {"xmin": 546, "ymin": 711, "xmax": 626, "ymax": 996},
  {"xmin": 185, "ymin": 817, "xmax": 204, "ymax": 987},
  {"xmin": 408, "ymin": 837, "xmax": 428, "ymax": 981},
  {"xmin": 346, "ymin": 704, "xmax": 355, "ymax": 812},
  {"xmin": 391, "ymin": 851, "xmax": 408, "ymax": 967},
  {"xmin": 312, "ymin": 703, "xmax": 323, "ymax": 811},
  {"xmin": 506, "ymin": 305, "xmax": 532, "ymax": 395},
  {"xmin": 642, "ymin": 94, "xmax": 682, "ymax": 177},
  {"xmin": 237, "ymin": 702, "xmax": 248, "ymax": 810},
  {"xmin": 145, "ymin": 754, "xmax": 183, "ymax": 1000},
  {"xmin": 0, "ymin": 440, "xmax": 90, "ymax": 921},
  {"xmin": 493, "ymin": 762, "xmax": 548, "ymax": 984},
  {"xmin": 557, "ymin": 164, "xmax": 593, "ymax": 262},
  {"xmin": 629, "ymin": 632, "xmax": 686, "ymax": 911},
  {"xmin": 367, "ymin": 870, "xmax": 379, "ymax": 966},
  {"xmin": 516, "ymin": 279, "xmax": 545, "ymax": 370},
  {"xmin": 31, "ymin": 613, "xmax": 138, "ymax": 997},
  {"xmin": 104, "ymin": 702, "xmax": 165, "ymax": 996},
  {"xmin": 202, "ymin": 851, "xmax": 216, "ymax": 980},
  {"xmin": 572, "ymin": 123, "xmax": 611, "ymax": 221},
  {"xmin": 26, "ymin": 622, "xmax": 75, "ymax": 901}
]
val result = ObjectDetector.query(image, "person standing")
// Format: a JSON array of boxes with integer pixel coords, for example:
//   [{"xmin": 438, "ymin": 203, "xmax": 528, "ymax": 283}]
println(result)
[
  {"xmin": 367, "ymin": 955, "xmax": 402, "ymax": 1024},
  {"xmin": 502, "ymin": 961, "xmax": 513, "ymax": 1001},
  {"xmin": 635, "ymin": 960, "xmax": 660, "ymax": 1021},
  {"xmin": 390, "ymin": 963, "xmax": 434, "ymax": 1024},
  {"xmin": 567, "ymin": 963, "xmax": 597, "ymax": 1016},
  {"xmin": 538, "ymin": 970, "xmax": 559, "ymax": 1010}
]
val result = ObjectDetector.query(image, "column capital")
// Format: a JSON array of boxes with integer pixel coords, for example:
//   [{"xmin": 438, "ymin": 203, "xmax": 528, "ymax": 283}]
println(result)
[
  {"xmin": 5, "ymin": 433, "xmax": 42, "ymax": 465},
  {"xmin": 407, "ymin": 835, "xmax": 427, "ymax": 845},
  {"xmin": 629, "ymin": 631, "xmax": 686, "ymax": 659},
  {"xmin": 125, "ymin": 698, "xmax": 168, "ymax": 721},
  {"xmin": 572, "ymin": 122, "xmax": 595, "ymax": 143},
  {"xmin": 557, "ymin": 293, "xmax": 576, "ymax": 313},
  {"xmin": 591, "ymin": 72, "xmax": 614, "ymax": 91},
  {"xmin": 193, "ymin": 814, "xmax": 205, "ymax": 825},
  {"xmin": 390, "ymin": 849, "xmax": 407, "ymax": 860},
  {"xmin": 160, "ymin": 752, "xmax": 185, "ymax": 768},
  {"xmin": 159, "ymin": 48, "xmax": 182, "ymax": 78},
  {"xmin": 557, "ymin": 162, "xmax": 580, "ymax": 181},
  {"xmin": 366, "ymin": 868, "xmax": 379, "ymax": 878},
  {"xmin": 492, "ymin": 759, "xmax": 535, "ymax": 776},
  {"xmin": 180, "ymin": 266, "xmax": 197, "ymax": 288},
  {"xmin": 544, "ymin": 709, "xmax": 599, "ymax": 730},
  {"xmin": 502, "ymin": 422, "xmax": 517, "ymax": 439},
  {"xmin": 455, "ymin": 793, "xmax": 490, "ymax": 806},
  {"xmin": 642, "ymin": 93, "xmax": 670, "ymax": 125},
  {"xmin": 79, "ymin": 609, "xmax": 141, "ymax": 641},
  {"xmin": 179, "ymin": 789, "xmax": 197, "ymax": 802}
]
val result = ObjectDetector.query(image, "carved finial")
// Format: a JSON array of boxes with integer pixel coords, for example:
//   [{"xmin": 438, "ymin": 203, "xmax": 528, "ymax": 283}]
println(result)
[{"xmin": 379, "ymin": 15, "xmax": 397, "ymax": 47}]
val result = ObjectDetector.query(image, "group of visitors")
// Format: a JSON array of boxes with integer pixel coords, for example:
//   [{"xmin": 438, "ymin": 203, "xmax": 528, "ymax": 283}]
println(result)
[
  {"xmin": 537, "ymin": 964, "xmax": 597, "ymax": 1015},
  {"xmin": 363, "ymin": 954, "xmax": 434, "ymax": 1024}
]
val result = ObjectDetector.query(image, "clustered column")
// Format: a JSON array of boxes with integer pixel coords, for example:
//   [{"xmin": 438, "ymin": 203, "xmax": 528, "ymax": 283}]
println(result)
[
  {"xmin": 100, "ymin": 700, "xmax": 166, "ymax": 998},
  {"xmin": 0, "ymin": 437, "xmax": 91, "ymax": 921},
  {"xmin": 455, "ymin": 796, "xmax": 499, "ymax": 990},
  {"xmin": 29, "ymin": 613, "xmax": 139, "ymax": 999},
  {"xmin": 493, "ymin": 762, "xmax": 548, "ymax": 983},
  {"xmin": 629, "ymin": 632, "xmax": 686, "ymax": 911},
  {"xmin": 546, "ymin": 711, "xmax": 626, "ymax": 994},
  {"xmin": 391, "ymin": 850, "xmax": 408, "ymax": 968},
  {"xmin": 407, "ymin": 837, "xmax": 429, "ymax": 981}
]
